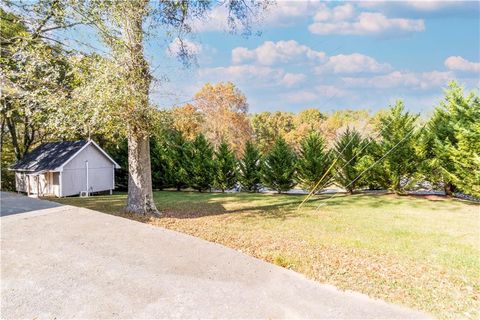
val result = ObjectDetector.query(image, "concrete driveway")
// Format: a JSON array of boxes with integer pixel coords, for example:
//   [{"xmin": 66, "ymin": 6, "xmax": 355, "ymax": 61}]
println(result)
[
  {"xmin": 1, "ymin": 194, "xmax": 429, "ymax": 319},
  {"xmin": 0, "ymin": 191, "xmax": 62, "ymax": 216}
]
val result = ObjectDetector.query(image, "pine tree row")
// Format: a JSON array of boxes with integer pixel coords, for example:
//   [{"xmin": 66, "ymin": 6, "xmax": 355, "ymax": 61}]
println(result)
[{"xmin": 148, "ymin": 83, "xmax": 479, "ymax": 197}]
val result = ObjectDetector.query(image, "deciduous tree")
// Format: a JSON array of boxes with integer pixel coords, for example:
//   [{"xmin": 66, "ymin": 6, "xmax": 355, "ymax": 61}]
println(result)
[
  {"xmin": 4, "ymin": 0, "xmax": 269, "ymax": 215},
  {"xmin": 194, "ymin": 82, "xmax": 252, "ymax": 155},
  {"xmin": 251, "ymin": 111, "xmax": 295, "ymax": 153},
  {"xmin": 171, "ymin": 104, "xmax": 203, "ymax": 141}
]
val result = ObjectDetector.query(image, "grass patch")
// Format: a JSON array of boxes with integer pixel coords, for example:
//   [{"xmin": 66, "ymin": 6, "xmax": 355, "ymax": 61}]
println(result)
[{"xmin": 53, "ymin": 191, "xmax": 480, "ymax": 319}]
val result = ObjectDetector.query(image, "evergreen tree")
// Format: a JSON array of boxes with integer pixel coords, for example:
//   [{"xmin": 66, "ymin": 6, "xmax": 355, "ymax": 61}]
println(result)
[
  {"xmin": 214, "ymin": 141, "xmax": 237, "ymax": 192},
  {"xmin": 262, "ymin": 138, "xmax": 297, "ymax": 193},
  {"xmin": 238, "ymin": 140, "xmax": 262, "ymax": 192},
  {"xmin": 333, "ymin": 127, "xmax": 366, "ymax": 194},
  {"xmin": 377, "ymin": 101, "xmax": 420, "ymax": 193},
  {"xmin": 150, "ymin": 137, "xmax": 170, "ymax": 190},
  {"xmin": 425, "ymin": 82, "xmax": 480, "ymax": 197},
  {"xmin": 165, "ymin": 130, "xmax": 190, "ymax": 191},
  {"xmin": 104, "ymin": 139, "xmax": 128, "ymax": 191},
  {"xmin": 187, "ymin": 134, "xmax": 215, "ymax": 192},
  {"xmin": 296, "ymin": 132, "xmax": 333, "ymax": 193},
  {"xmin": 354, "ymin": 138, "xmax": 387, "ymax": 190}
]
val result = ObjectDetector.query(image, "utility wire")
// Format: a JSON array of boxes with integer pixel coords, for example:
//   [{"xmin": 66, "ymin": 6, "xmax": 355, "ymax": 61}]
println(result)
[
  {"xmin": 313, "ymin": 123, "xmax": 424, "ymax": 213},
  {"xmin": 297, "ymin": 112, "xmax": 385, "ymax": 210}
]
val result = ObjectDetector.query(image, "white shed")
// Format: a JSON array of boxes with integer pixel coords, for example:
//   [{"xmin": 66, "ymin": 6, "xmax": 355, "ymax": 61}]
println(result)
[{"xmin": 10, "ymin": 140, "xmax": 120, "ymax": 197}]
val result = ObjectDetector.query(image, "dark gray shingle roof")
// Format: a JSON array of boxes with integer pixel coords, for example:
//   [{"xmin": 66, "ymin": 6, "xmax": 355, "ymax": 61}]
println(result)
[{"xmin": 10, "ymin": 140, "xmax": 89, "ymax": 172}]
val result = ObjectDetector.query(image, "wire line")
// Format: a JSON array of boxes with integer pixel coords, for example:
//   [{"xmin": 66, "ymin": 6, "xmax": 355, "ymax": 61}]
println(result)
[{"xmin": 313, "ymin": 123, "xmax": 423, "ymax": 213}]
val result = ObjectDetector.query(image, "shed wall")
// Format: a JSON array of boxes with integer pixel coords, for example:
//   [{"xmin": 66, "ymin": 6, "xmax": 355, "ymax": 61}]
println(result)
[
  {"xmin": 61, "ymin": 144, "xmax": 115, "ymax": 196},
  {"xmin": 15, "ymin": 172, "xmax": 27, "ymax": 192}
]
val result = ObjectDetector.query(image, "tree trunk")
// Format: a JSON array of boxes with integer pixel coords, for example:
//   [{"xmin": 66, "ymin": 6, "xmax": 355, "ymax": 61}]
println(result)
[
  {"xmin": 125, "ymin": 132, "xmax": 159, "ymax": 215},
  {"xmin": 444, "ymin": 182, "xmax": 454, "ymax": 196},
  {"xmin": 120, "ymin": 0, "xmax": 159, "ymax": 216}
]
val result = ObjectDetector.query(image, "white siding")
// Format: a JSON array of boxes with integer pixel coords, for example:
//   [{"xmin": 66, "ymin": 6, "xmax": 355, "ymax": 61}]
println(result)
[
  {"xmin": 61, "ymin": 144, "xmax": 114, "ymax": 196},
  {"xmin": 15, "ymin": 172, "xmax": 53, "ymax": 196},
  {"xmin": 51, "ymin": 172, "xmax": 60, "ymax": 197},
  {"xmin": 15, "ymin": 172, "xmax": 27, "ymax": 192}
]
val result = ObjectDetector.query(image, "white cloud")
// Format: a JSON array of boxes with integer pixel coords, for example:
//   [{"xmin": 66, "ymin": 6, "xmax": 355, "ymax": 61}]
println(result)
[
  {"xmin": 316, "ymin": 85, "xmax": 347, "ymax": 98},
  {"xmin": 282, "ymin": 84, "xmax": 348, "ymax": 104},
  {"xmin": 280, "ymin": 73, "xmax": 306, "ymax": 87},
  {"xmin": 232, "ymin": 40, "xmax": 326, "ymax": 65},
  {"xmin": 342, "ymin": 70, "xmax": 453, "ymax": 90},
  {"xmin": 167, "ymin": 38, "xmax": 202, "ymax": 57},
  {"xmin": 189, "ymin": 4, "xmax": 230, "ymax": 33},
  {"xmin": 359, "ymin": 0, "xmax": 454, "ymax": 11},
  {"xmin": 314, "ymin": 3, "xmax": 355, "ymax": 22},
  {"xmin": 283, "ymin": 90, "xmax": 319, "ymax": 103},
  {"xmin": 189, "ymin": 0, "xmax": 322, "ymax": 33},
  {"xmin": 316, "ymin": 53, "xmax": 392, "ymax": 74},
  {"xmin": 444, "ymin": 56, "xmax": 480, "ymax": 73},
  {"xmin": 199, "ymin": 65, "xmax": 304, "ymax": 88},
  {"xmin": 309, "ymin": 7, "xmax": 424, "ymax": 36},
  {"xmin": 263, "ymin": 0, "xmax": 324, "ymax": 27},
  {"xmin": 199, "ymin": 64, "xmax": 284, "ymax": 85}
]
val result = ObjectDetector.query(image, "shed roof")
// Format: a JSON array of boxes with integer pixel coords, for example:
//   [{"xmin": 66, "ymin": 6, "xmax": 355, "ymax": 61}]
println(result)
[{"xmin": 10, "ymin": 140, "xmax": 104, "ymax": 172}]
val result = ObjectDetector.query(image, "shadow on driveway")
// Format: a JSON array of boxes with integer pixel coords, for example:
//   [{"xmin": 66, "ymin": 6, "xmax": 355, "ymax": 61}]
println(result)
[{"xmin": 0, "ymin": 192, "xmax": 62, "ymax": 217}]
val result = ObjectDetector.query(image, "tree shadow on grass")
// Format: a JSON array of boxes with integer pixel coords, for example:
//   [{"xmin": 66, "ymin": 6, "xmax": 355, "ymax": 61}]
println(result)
[{"xmin": 160, "ymin": 196, "xmax": 303, "ymax": 220}]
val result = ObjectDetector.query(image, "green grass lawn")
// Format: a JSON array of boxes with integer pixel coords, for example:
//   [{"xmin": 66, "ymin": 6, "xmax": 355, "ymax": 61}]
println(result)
[{"xmin": 53, "ymin": 191, "xmax": 480, "ymax": 319}]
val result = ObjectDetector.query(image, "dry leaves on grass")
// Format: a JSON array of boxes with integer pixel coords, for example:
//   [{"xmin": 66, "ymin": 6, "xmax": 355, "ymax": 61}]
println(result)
[{"xmin": 149, "ymin": 216, "xmax": 479, "ymax": 320}]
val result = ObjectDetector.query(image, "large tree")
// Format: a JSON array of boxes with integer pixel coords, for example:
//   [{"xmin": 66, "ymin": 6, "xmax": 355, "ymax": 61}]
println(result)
[
  {"xmin": 194, "ymin": 82, "xmax": 252, "ymax": 155},
  {"xmin": 424, "ymin": 82, "xmax": 480, "ymax": 197},
  {"xmin": 0, "ymin": 8, "xmax": 72, "ymax": 160},
  {"xmin": 251, "ymin": 111, "xmax": 295, "ymax": 153},
  {"xmin": 4, "ymin": 0, "xmax": 269, "ymax": 215},
  {"xmin": 285, "ymin": 108, "xmax": 325, "ymax": 148},
  {"xmin": 171, "ymin": 104, "xmax": 203, "ymax": 141}
]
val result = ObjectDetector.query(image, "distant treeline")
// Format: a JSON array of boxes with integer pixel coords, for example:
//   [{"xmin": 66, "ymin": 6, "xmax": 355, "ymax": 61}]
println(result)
[{"xmin": 106, "ymin": 84, "xmax": 479, "ymax": 197}]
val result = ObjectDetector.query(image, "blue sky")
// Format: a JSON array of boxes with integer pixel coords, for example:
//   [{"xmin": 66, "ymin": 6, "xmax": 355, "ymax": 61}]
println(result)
[
  {"xmin": 65, "ymin": 1, "xmax": 479, "ymax": 115},
  {"xmin": 147, "ymin": 1, "xmax": 480, "ymax": 115}
]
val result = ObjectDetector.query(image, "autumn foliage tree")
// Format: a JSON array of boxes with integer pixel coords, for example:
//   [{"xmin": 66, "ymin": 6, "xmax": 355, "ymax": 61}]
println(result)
[
  {"xmin": 251, "ymin": 111, "xmax": 295, "ymax": 153},
  {"xmin": 171, "ymin": 104, "xmax": 203, "ymax": 141},
  {"xmin": 194, "ymin": 82, "xmax": 252, "ymax": 156}
]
